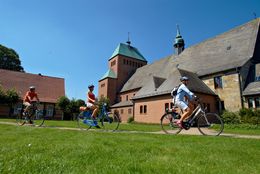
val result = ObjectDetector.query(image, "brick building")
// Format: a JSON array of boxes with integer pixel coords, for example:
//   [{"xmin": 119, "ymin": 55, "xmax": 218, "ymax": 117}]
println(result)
[
  {"xmin": 99, "ymin": 18, "xmax": 260, "ymax": 123},
  {"xmin": 0, "ymin": 69, "xmax": 65, "ymax": 119}
]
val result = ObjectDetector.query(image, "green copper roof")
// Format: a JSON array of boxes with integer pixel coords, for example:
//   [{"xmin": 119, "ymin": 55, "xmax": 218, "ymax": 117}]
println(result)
[
  {"xmin": 100, "ymin": 69, "xmax": 117, "ymax": 81},
  {"xmin": 110, "ymin": 43, "xmax": 147, "ymax": 61}
]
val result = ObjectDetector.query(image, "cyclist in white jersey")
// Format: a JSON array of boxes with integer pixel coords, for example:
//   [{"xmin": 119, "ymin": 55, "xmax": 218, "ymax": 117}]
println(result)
[{"xmin": 174, "ymin": 76, "xmax": 196, "ymax": 128}]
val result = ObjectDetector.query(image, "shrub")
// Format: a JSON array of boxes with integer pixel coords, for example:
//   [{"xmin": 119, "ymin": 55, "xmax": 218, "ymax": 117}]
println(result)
[
  {"xmin": 221, "ymin": 110, "xmax": 241, "ymax": 124},
  {"xmin": 127, "ymin": 116, "xmax": 134, "ymax": 123},
  {"xmin": 239, "ymin": 108, "xmax": 260, "ymax": 124}
]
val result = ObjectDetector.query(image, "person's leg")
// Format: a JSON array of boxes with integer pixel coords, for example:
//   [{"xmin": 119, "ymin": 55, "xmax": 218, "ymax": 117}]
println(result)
[
  {"xmin": 180, "ymin": 102, "xmax": 194, "ymax": 121},
  {"xmin": 23, "ymin": 102, "xmax": 31, "ymax": 115},
  {"xmin": 91, "ymin": 105, "xmax": 98, "ymax": 119}
]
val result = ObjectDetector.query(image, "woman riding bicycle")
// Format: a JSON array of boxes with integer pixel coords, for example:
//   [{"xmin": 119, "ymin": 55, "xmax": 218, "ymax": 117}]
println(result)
[{"xmin": 174, "ymin": 76, "xmax": 196, "ymax": 128}]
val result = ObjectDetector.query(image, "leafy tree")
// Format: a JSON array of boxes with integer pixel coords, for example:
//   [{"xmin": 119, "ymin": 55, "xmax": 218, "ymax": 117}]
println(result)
[
  {"xmin": 56, "ymin": 96, "xmax": 70, "ymax": 113},
  {"xmin": 0, "ymin": 85, "xmax": 7, "ymax": 104},
  {"xmin": 5, "ymin": 88, "xmax": 20, "ymax": 104},
  {"xmin": 97, "ymin": 96, "xmax": 110, "ymax": 114},
  {"xmin": 0, "ymin": 44, "xmax": 24, "ymax": 72}
]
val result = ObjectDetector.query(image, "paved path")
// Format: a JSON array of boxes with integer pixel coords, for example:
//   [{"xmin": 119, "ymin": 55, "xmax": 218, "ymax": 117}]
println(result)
[{"xmin": 1, "ymin": 121, "xmax": 260, "ymax": 139}]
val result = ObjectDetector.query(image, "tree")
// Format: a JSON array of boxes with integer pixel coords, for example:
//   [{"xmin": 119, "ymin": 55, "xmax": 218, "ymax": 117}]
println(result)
[
  {"xmin": 56, "ymin": 96, "xmax": 70, "ymax": 113},
  {"xmin": 0, "ymin": 85, "xmax": 7, "ymax": 104},
  {"xmin": 5, "ymin": 88, "xmax": 20, "ymax": 117},
  {"xmin": 0, "ymin": 44, "xmax": 24, "ymax": 72},
  {"xmin": 69, "ymin": 98, "xmax": 85, "ymax": 120}
]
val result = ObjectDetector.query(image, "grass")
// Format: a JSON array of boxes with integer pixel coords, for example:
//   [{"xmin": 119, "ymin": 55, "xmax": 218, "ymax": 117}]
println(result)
[
  {"xmin": 0, "ymin": 124, "xmax": 260, "ymax": 174},
  {"xmin": 223, "ymin": 124, "xmax": 260, "ymax": 135}
]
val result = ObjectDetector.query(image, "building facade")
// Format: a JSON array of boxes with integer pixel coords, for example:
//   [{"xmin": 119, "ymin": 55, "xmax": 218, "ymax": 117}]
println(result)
[
  {"xmin": 99, "ymin": 18, "xmax": 260, "ymax": 123},
  {"xmin": 0, "ymin": 69, "xmax": 65, "ymax": 119}
]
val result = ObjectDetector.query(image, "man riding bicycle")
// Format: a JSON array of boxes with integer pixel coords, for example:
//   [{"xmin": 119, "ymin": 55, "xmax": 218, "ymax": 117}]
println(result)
[
  {"xmin": 23, "ymin": 86, "xmax": 40, "ymax": 122},
  {"xmin": 174, "ymin": 76, "xmax": 196, "ymax": 128}
]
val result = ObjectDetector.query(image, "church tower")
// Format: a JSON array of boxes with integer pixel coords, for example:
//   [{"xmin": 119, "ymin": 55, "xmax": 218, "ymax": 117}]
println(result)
[
  {"xmin": 174, "ymin": 25, "xmax": 185, "ymax": 55},
  {"xmin": 98, "ymin": 41, "xmax": 147, "ymax": 105}
]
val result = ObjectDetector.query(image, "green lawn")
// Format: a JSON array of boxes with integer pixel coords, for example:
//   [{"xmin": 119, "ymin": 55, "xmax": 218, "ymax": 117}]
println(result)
[{"xmin": 0, "ymin": 124, "xmax": 260, "ymax": 174}]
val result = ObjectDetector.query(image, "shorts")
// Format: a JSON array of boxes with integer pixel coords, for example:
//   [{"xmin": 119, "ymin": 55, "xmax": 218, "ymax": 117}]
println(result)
[
  {"xmin": 23, "ymin": 102, "xmax": 31, "ymax": 107},
  {"xmin": 174, "ymin": 100, "xmax": 188, "ymax": 110},
  {"xmin": 86, "ymin": 102, "xmax": 94, "ymax": 108}
]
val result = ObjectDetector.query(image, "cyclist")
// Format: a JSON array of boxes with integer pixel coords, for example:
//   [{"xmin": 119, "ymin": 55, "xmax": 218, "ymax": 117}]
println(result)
[
  {"xmin": 23, "ymin": 86, "xmax": 40, "ymax": 122},
  {"xmin": 86, "ymin": 84, "xmax": 100, "ymax": 128},
  {"xmin": 174, "ymin": 76, "xmax": 196, "ymax": 128}
]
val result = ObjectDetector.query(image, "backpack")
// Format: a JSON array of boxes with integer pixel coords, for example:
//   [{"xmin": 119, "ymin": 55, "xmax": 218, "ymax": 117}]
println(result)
[{"xmin": 171, "ymin": 84, "xmax": 181, "ymax": 97}]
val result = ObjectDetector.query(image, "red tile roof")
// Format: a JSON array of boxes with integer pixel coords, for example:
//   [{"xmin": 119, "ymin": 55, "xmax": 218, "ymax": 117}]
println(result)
[{"xmin": 0, "ymin": 69, "xmax": 65, "ymax": 103}]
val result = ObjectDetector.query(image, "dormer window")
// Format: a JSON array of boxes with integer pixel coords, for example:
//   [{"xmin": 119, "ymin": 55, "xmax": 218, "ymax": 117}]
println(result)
[{"xmin": 214, "ymin": 76, "xmax": 223, "ymax": 89}]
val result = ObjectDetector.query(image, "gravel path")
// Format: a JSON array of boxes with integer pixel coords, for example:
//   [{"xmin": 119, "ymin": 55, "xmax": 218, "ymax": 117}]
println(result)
[{"xmin": 1, "ymin": 121, "xmax": 260, "ymax": 139}]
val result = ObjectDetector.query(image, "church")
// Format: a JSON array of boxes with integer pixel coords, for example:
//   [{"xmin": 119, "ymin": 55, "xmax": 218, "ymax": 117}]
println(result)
[{"xmin": 98, "ymin": 18, "xmax": 260, "ymax": 123}]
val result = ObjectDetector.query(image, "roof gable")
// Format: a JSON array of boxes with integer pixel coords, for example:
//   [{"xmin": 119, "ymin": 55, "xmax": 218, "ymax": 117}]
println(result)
[{"xmin": 110, "ymin": 43, "xmax": 147, "ymax": 61}]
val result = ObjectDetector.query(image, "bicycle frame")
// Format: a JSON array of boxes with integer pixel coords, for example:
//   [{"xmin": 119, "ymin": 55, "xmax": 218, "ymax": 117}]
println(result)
[{"xmin": 182, "ymin": 101, "xmax": 211, "ymax": 129}]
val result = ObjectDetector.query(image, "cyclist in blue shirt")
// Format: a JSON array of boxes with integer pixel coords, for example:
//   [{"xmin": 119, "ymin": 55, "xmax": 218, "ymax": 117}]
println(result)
[{"xmin": 174, "ymin": 76, "xmax": 196, "ymax": 128}]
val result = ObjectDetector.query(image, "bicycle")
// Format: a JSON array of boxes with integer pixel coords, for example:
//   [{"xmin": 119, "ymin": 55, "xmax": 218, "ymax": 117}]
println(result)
[
  {"xmin": 160, "ymin": 98, "xmax": 224, "ymax": 136},
  {"xmin": 77, "ymin": 103, "xmax": 120, "ymax": 131},
  {"xmin": 16, "ymin": 101, "xmax": 45, "ymax": 127}
]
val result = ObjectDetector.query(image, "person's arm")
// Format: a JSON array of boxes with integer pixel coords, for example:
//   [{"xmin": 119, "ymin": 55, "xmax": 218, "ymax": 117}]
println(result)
[{"xmin": 35, "ymin": 93, "xmax": 40, "ymax": 102}]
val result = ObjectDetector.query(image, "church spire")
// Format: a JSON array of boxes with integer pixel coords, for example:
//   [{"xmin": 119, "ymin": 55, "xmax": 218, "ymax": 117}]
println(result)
[{"xmin": 174, "ymin": 24, "xmax": 185, "ymax": 55}]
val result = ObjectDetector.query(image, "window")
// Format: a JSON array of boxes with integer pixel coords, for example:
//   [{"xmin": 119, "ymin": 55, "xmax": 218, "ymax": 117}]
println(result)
[
  {"xmin": 214, "ymin": 76, "xmax": 223, "ymax": 89},
  {"xmin": 101, "ymin": 83, "xmax": 105, "ymax": 88},
  {"xmin": 128, "ymin": 108, "xmax": 132, "ymax": 114},
  {"xmin": 144, "ymin": 105, "xmax": 147, "ymax": 114},
  {"xmin": 248, "ymin": 98, "xmax": 254, "ymax": 108},
  {"xmin": 165, "ymin": 103, "xmax": 169, "ymax": 111},
  {"xmin": 121, "ymin": 109, "xmax": 124, "ymax": 114},
  {"xmin": 256, "ymin": 97, "xmax": 260, "ymax": 108},
  {"xmin": 123, "ymin": 59, "xmax": 126, "ymax": 64},
  {"xmin": 46, "ymin": 105, "xmax": 54, "ymax": 117},
  {"xmin": 207, "ymin": 104, "xmax": 210, "ymax": 112},
  {"xmin": 140, "ymin": 105, "xmax": 143, "ymax": 114},
  {"xmin": 256, "ymin": 76, "xmax": 260, "ymax": 81},
  {"xmin": 221, "ymin": 101, "xmax": 225, "ymax": 110},
  {"xmin": 126, "ymin": 95, "xmax": 128, "ymax": 101},
  {"xmin": 170, "ymin": 103, "xmax": 174, "ymax": 109},
  {"xmin": 111, "ymin": 60, "xmax": 116, "ymax": 67}
]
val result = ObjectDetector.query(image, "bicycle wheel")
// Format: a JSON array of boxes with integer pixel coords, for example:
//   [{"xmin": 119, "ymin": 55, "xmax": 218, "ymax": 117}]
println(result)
[
  {"xmin": 77, "ymin": 113, "xmax": 92, "ymax": 130},
  {"xmin": 100, "ymin": 113, "xmax": 120, "ymax": 131},
  {"xmin": 160, "ymin": 113, "xmax": 182, "ymax": 134},
  {"xmin": 197, "ymin": 113, "xmax": 224, "ymax": 136},
  {"xmin": 30, "ymin": 110, "xmax": 45, "ymax": 127},
  {"xmin": 16, "ymin": 112, "xmax": 26, "ymax": 126}
]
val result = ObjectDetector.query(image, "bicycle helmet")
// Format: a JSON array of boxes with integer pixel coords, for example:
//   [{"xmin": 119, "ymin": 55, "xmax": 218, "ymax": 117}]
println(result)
[
  {"xmin": 29, "ymin": 86, "xmax": 36, "ymax": 90},
  {"xmin": 180, "ymin": 76, "xmax": 189, "ymax": 81},
  {"xmin": 88, "ymin": 84, "xmax": 94, "ymax": 88}
]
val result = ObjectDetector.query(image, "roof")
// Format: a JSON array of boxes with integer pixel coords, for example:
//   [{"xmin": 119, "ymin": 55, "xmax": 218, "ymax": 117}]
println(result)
[
  {"xmin": 132, "ymin": 68, "xmax": 216, "ymax": 100},
  {"xmin": 99, "ymin": 69, "xmax": 117, "ymax": 81},
  {"xmin": 121, "ymin": 18, "xmax": 260, "ymax": 99},
  {"xmin": 110, "ymin": 43, "xmax": 147, "ymax": 61},
  {"xmin": 176, "ymin": 18, "xmax": 260, "ymax": 76},
  {"xmin": 110, "ymin": 100, "xmax": 133, "ymax": 108},
  {"xmin": 0, "ymin": 69, "xmax": 65, "ymax": 103},
  {"xmin": 243, "ymin": 81, "xmax": 260, "ymax": 96}
]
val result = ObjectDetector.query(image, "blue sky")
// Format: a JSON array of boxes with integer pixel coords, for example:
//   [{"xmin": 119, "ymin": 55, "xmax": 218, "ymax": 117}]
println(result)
[{"xmin": 1, "ymin": 0, "xmax": 260, "ymax": 100}]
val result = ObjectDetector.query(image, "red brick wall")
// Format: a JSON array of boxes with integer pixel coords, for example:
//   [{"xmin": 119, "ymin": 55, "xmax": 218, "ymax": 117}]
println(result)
[
  {"xmin": 98, "ymin": 78, "xmax": 117, "ymax": 104},
  {"xmin": 111, "ymin": 106, "xmax": 133, "ymax": 123},
  {"xmin": 134, "ymin": 93, "xmax": 217, "ymax": 124}
]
